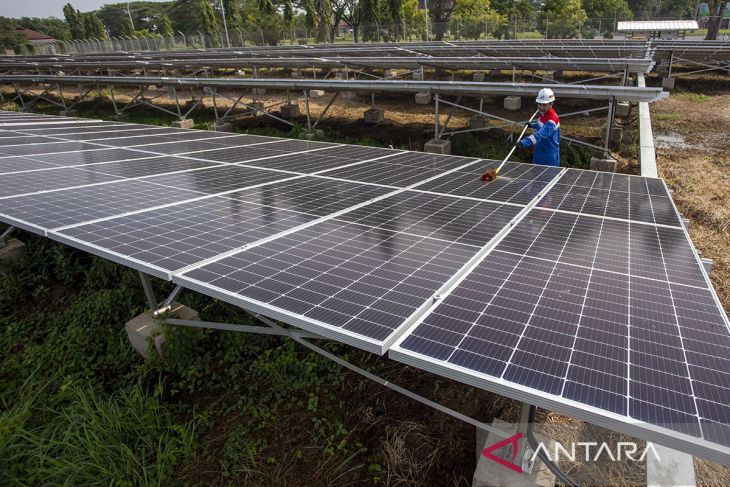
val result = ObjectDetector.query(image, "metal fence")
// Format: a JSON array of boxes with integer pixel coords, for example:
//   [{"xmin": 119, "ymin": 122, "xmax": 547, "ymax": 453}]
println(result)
[{"xmin": 58, "ymin": 16, "xmax": 718, "ymax": 54}]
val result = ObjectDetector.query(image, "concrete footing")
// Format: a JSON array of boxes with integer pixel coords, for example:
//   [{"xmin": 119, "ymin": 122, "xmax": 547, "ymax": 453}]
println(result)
[
  {"xmin": 280, "ymin": 103, "xmax": 300, "ymax": 119},
  {"xmin": 602, "ymin": 124, "xmax": 624, "ymax": 146},
  {"xmin": 341, "ymin": 91, "xmax": 357, "ymax": 101},
  {"xmin": 171, "ymin": 118, "xmax": 194, "ymax": 129},
  {"xmin": 473, "ymin": 418, "xmax": 556, "ymax": 487},
  {"xmin": 470, "ymin": 116, "xmax": 489, "ymax": 129},
  {"xmin": 647, "ymin": 444, "xmax": 696, "ymax": 487},
  {"xmin": 412, "ymin": 71, "xmax": 424, "ymax": 81},
  {"xmin": 309, "ymin": 89, "xmax": 325, "ymax": 99},
  {"xmin": 125, "ymin": 302, "xmax": 200, "ymax": 359},
  {"xmin": 590, "ymin": 156, "xmax": 618, "ymax": 172},
  {"xmin": 424, "ymin": 138, "xmax": 451, "ymax": 154},
  {"xmin": 415, "ymin": 92, "xmax": 432, "ymax": 105},
  {"xmin": 504, "ymin": 96, "xmax": 521, "ymax": 111},
  {"xmin": 0, "ymin": 238, "xmax": 25, "ymax": 263},
  {"xmin": 615, "ymin": 101, "xmax": 630, "ymax": 118},
  {"xmin": 59, "ymin": 109, "xmax": 78, "ymax": 117},
  {"xmin": 702, "ymin": 258, "xmax": 714, "ymax": 275},
  {"xmin": 473, "ymin": 72, "xmax": 486, "ymax": 82},
  {"xmin": 304, "ymin": 129, "xmax": 324, "ymax": 139},
  {"xmin": 662, "ymin": 77, "xmax": 676, "ymax": 90},
  {"xmin": 291, "ymin": 69, "xmax": 302, "ymax": 78},
  {"xmin": 212, "ymin": 122, "xmax": 233, "ymax": 132},
  {"xmin": 364, "ymin": 108, "xmax": 385, "ymax": 123}
]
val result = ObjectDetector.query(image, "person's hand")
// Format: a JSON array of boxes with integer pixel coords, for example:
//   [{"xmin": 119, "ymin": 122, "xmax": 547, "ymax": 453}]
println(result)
[
  {"xmin": 519, "ymin": 138, "xmax": 531, "ymax": 148},
  {"xmin": 525, "ymin": 122, "xmax": 531, "ymax": 130}
]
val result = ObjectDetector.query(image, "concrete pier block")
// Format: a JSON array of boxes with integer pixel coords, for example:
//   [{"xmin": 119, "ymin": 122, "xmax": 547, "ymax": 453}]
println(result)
[
  {"xmin": 647, "ymin": 444, "xmax": 696, "ymax": 487},
  {"xmin": 125, "ymin": 301, "xmax": 200, "ymax": 359},
  {"xmin": 702, "ymin": 258, "xmax": 714, "ymax": 275},
  {"xmin": 245, "ymin": 102, "xmax": 265, "ymax": 115},
  {"xmin": 424, "ymin": 138, "xmax": 451, "ymax": 154},
  {"xmin": 504, "ymin": 96, "xmax": 521, "ymax": 111},
  {"xmin": 308, "ymin": 89, "xmax": 325, "ymax": 99},
  {"xmin": 615, "ymin": 101, "xmax": 630, "ymax": 118},
  {"xmin": 341, "ymin": 91, "xmax": 357, "ymax": 101},
  {"xmin": 473, "ymin": 72, "xmax": 486, "ymax": 82},
  {"xmin": 412, "ymin": 70, "xmax": 424, "ymax": 80},
  {"xmin": 59, "ymin": 109, "xmax": 78, "ymax": 117},
  {"xmin": 304, "ymin": 129, "xmax": 324, "ymax": 140},
  {"xmin": 662, "ymin": 77, "xmax": 676, "ymax": 90},
  {"xmin": 473, "ymin": 419, "xmax": 556, "ymax": 487},
  {"xmin": 212, "ymin": 122, "xmax": 233, "ymax": 132},
  {"xmin": 291, "ymin": 69, "xmax": 302, "ymax": 78},
  {"xmin": 335, "ymin": 70, "xmax": 348, "ymax": 80},
  {"xmin": 543, "ymin": 71, "xmax": 555, "ymax": 82},
  {"xmin": 0, "ymin": 238, "xmax": 25, "ymax": 263},
  {"xmin": 590, "ymin": 156, "xmax": 618, "ymax": 172},
  {"xmin": 415, "ymin": 92, "xmax": 432, "ymax": 105},
  {"xmin": 602, "ymin": 124, "xmax": 624, "ymax": 146},
  {"xmin": 363, "ymin": 108, "xmax": 385, "ymax": 123},
  {"xmin": 470, "ymin": 116, "xmax": 489, "ymax": 129},
  {"xmin": 280, "ymin": 103, "xmax": 300, "ymax": 119},
  {"xmin": 171, "ymin": 118, "xmax": 194, "ymax": 129}
]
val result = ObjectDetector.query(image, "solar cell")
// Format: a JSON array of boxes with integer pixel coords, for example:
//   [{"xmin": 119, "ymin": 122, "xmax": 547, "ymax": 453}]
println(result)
[
  {"xmin": 17, "ymin": 148, "xmax": 154, "ymax": 166},
  {"xmin": 141, "ymin": 165, "xmax": 295, "ymax": 194},
  {"xmin": 0, "ymin": 156, "xmax": 61, "ymax": 174}
]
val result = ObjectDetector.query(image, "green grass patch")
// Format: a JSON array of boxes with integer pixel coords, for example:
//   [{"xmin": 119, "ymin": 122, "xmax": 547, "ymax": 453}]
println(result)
[
  {"xmin": 674, "ymin": 92, "xmax": 712, "ymax": 103},
  {"xmin": 655, "ymin": 113, "xmax": 683, "ymax": 121}
]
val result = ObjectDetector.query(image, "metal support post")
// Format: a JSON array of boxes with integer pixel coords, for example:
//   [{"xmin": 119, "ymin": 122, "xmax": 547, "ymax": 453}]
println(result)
[
  {"xmin": 109, "ymin": 84, "xmax": 120, "ymax": 114},
  {"xmin": 0, "ymin": 226, "xmax": 16, "ymax": 248},
  {"xmin": 56, "ymin": 83, "xmax": 68, "ymax": 110},
  {"xmin": 516, "ymin": 402, "xmax": 535, "ymax": 473},
  {"xmin": 621, "ymin": 67, "xmax": 629, "ymax": 87},
  {"xmin": 370, "ymin": 92, "xmax": 375, "ymax": 109},
  {"xmin": 434, "ymin": 94, "xmax": 440, "ymax": 141},
  {"xmin": 153, "ymin": 285, "xmax": 184, "ymax": 316},
  {"xmin": 604, "ymin": 97, "xmax": 615, "ymax": 157},
  {"xmin": 172, "ymin": 86, "xmax": 183, "ymax": 119},
  {"xmin": 303, "ymin": 89, "xmax": 312, "ymax": 131},
  {"xmin": 668, "ymin": 51, "xmax": 674, "ymax": 79},
  {"xmin": 210, "ymin": 89, "xmax": 220, "ymax": 123},
  {"xmin": 138, "ymin": 271, "xmax": 158, "ymax": 311}
]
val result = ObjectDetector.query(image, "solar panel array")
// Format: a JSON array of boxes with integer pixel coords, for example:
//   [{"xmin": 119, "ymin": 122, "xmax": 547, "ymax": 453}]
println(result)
[{"xmin": 1, "ymin": 110, "xmax": 729, "ymax": 465}]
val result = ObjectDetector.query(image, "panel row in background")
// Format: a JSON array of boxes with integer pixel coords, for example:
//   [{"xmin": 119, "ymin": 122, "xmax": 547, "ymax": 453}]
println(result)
[{"xmin": 392, "ymin": 205, "xmax": 730, "ymax": 463}]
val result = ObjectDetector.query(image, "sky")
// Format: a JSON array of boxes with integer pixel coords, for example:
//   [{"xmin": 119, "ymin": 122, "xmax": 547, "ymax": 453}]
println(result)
[{"xmin": 1, "ymin": 0, "xmax": 171, "ymax": 19}]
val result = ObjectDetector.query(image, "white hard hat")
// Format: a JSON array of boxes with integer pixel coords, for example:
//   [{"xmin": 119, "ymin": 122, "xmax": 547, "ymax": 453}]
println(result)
[{"xmin": 536, "ymin": 88, "xmax": 555, "ymax": 104}]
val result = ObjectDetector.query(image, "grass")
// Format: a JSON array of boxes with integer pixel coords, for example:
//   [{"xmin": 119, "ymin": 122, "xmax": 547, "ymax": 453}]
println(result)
[{"xmin": 673, "ymin": 92, "xmax": 712, "ymax": 103}]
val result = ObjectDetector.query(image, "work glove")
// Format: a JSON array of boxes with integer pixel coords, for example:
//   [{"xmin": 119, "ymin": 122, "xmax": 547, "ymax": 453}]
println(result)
[
  {"xmin": 519, "ymin": 138, "xmax": 532, "ymax": 148},
  {"xmin": 525, "ymin": 123, "xmax": 532, "ymax": 130}
]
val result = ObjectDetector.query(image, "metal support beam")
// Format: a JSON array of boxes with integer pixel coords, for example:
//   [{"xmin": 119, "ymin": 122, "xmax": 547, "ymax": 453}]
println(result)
[
  {"xmin": 312, "ymin": 91, "xmax": 339, "ymax": 129},
  {"xmin": 0, "ymin": 226, "xmax": 16, "ymax": 248},
  {"xmin": 303, "ymin": 89, "xmax": 312, "ymax": 131},
  {"xmin": 138, "ymin": 271, "xmax": 158, "ymax": 311},
  {"xmin": 153, "ymin": 285, "xmax": 184, "ymax": 316}
]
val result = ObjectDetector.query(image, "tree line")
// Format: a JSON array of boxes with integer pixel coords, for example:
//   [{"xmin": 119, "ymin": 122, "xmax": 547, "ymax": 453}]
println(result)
[{"xmin": 0, "ymin": 0, "xmax": 724, "ymax": 53}]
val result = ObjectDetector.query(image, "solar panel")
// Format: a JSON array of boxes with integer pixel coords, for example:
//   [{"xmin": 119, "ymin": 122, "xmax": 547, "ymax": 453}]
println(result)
[
  {"xmin": 0, "ymin": 141, "xmax": 103, "ymax": 156},
  {"xmin": 0, "ymin": 179, "xmax": 203, "ymax": 234},
  {"xmin": 78, "ymin": 156, "xmax": 224, "ymax": 178},
  {"xmin": 16, "ymin": 148, "xmax": 155, "ymax": 166},
  {"xmin": 139, "ymin": 165, "xmax": 295, "ymax": 194},
  {"xmin": 321, "ymin": 153, "xmax": 480, "ymax": 187},
  {"xmin": 537, "ymin": 169, "xmax": 683, "ymax": 227},
  {"xmin": 54, "ymin": 197, "xmax": 323, "ymax": 278},
  {"xmin": 0, "ymin": 167, "xmax": 124, "ymax": 198},
  {"xmin": 0, "ymin": 156, "xmax": 62, "ymax": 174},
  {"xmin": 391, "ymin": 205, "xmax": 730, "ymax": 461},
  {"xmin": 0, "ymin": 136, "xmax": 58, "ymax": 146},
  {"xmin": 414, "ymin": 161, "xmax": 563, "ymax": 204}
]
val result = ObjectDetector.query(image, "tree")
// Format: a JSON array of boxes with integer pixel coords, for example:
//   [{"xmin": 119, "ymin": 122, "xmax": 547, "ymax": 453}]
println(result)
[
  {"xmin": 427, "ymin": 0, "xmax": 457, "ymax": 40},
  {"xmin": 200, "ymin": 0, "xmax": 222, "ymax": 45},
  {"xmin": 97, "ymin": 2, "xmax": 174, "ymax": 37},
  {"xmin": 491, "ymin": 0, "xmax": 533, "ymax": 39},
  {"xmin": 63, "ymin": 3, "xmax": 86, "ymax": 39},
  {"xmin": 582, "ymin": 0, "xmax": 631, "ymax": 35},
  {"xmin": 161, "ymin": 14, "xmax": 175, "ymax": 37},
  {"xmin": 17, "ymin": 17, "xmax": 71, "ymax": 41},
  {"xmin": 452, "ymin": 0, "xmax": 502, "ymax": 39},
  {"xmin": 538, "ymin": 0, "xmax": 588, "ymax": 38},
  {"xmin": 401, "ymin": 0, "xmax": 428, "ymax": 40},
  {"xmin": 705, "ymin": 0, "xmax": 728, "ymax": 40},
  {"xmin": 84, "ymin": 12, "xmax": 109, "ymax": 39},
  {"xmin": 0, "ymin": 17, "xmax": 29, "ymax": 54}
]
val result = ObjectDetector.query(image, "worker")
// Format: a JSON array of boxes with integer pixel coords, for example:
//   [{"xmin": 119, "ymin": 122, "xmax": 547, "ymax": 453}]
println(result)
[{"xmin": 519, "ymin": 88, "xmax": 561, "ymax": 166}]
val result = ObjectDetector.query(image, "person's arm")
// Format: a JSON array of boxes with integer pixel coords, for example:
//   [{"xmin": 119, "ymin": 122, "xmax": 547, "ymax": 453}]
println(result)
[{"xmin": 520, "ymin": 120, "xmax": 557, "ymax": 147}]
